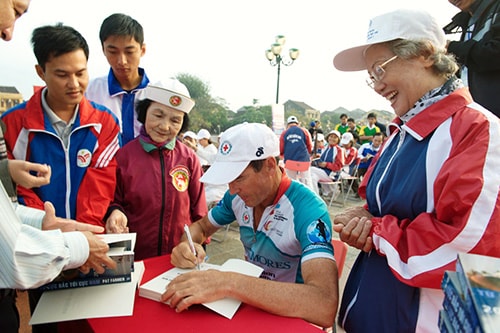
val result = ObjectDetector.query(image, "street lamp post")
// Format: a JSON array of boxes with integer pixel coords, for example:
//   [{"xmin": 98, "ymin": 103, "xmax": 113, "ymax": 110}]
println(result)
[{"xmin": 265, "ymin": 35, "xmax": 299, "ymax": 104}]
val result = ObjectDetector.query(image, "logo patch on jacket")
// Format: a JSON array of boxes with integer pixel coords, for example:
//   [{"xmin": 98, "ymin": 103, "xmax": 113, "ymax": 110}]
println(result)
[
  {"xmin": 76, "ymin": 149, "xmax": 92, "ymax": 167},
  {"xmin": 170, "ymin": 166, "xmax": 190, "ymax": 192},
  {"xmin": 306, "ymin": 219, "xmax": 331, "ymax": 243}
]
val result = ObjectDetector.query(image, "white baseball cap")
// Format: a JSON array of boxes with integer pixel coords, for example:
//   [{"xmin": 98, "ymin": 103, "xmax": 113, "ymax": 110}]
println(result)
[
  {"xmin": 340, "ymin": 132, "xmax": 354, "ymax": 145},
  {"xmin": 200, "ymin": 122, "xmax": 280, "ymax": 185},
  {"xmin": 333, "ymin": 9, "xmax": 446, "ymax": 71},
  {"xmin": 143, "ymin": 78, "xmax": 195, "ymax": 113},
  {"xmin": 326, "ymin": 130, "xmax": 341, "ymax": 140},
  {"xmin": 287, "ymin": 116, "xmax": 299, "ymax": 124},
  {"xmin": 183, "ymin": 131, "xmax": 197, "ymax": 140},
  {"xmin": 197, "ymin": 129, "xmax": 211, "ymax": 140}
]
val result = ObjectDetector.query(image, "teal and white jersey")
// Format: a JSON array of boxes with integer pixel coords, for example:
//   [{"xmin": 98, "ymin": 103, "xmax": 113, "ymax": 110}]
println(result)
[{"xmin": 208, "ymin": 179, "xmax": 334, "ymax": 283}]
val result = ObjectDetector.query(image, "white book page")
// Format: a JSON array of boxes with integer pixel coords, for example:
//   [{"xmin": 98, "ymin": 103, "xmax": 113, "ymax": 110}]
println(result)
[{"xmin": 139, "ymin": 259, "xmax": 263, "ymax": 319}]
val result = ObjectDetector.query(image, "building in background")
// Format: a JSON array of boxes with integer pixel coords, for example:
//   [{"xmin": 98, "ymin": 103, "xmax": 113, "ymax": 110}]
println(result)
[
  {"xmin": 0, "ymin": 86, "xmax": 23, "ymax": 114},
  {"xmin": 284, "ymin": 100, "xmax": 320, "ymax": 121}
]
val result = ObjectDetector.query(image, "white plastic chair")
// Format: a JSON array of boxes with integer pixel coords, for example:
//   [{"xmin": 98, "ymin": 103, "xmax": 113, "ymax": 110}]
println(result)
[{"xmin": 318, "ymin": 172, "xmax": 344, "ymax": 208}]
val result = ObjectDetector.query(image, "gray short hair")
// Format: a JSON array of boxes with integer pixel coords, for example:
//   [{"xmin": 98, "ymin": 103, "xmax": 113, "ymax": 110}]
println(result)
[{"xmin": 386, "ymin": 39, "xmax": 459, "ymax": 78}]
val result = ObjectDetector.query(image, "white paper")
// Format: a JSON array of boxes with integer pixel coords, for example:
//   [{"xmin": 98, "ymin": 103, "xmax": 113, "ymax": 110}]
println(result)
[
  {"xmin": 29, "ymin": 261, "xmax": 145, "ymax": 325},
  {"xmin": 138, "ymin": 259, "xmax": 263, "ymax": 319}
]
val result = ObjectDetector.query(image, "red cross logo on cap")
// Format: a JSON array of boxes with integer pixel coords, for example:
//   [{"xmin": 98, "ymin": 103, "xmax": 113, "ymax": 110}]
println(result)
[
  {"xmin": 169, "ymin": 95, "xmax": 182, "ymax": 107},
  {"xmin": 220, "ymin": 141, "xmax": 232, "ymax": 155}
]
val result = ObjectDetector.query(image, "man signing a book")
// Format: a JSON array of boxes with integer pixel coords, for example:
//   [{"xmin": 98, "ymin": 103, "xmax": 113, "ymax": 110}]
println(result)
[{"xmin": 162, "ymin": 122, "xmax": 338, "ymax": 329}]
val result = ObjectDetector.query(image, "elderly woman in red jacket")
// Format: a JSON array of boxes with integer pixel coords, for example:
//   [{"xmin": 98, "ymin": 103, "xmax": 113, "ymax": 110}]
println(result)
[
  {"xmin": 105, "ymin": 79, "xmax": 207, "ymax": 260},
  {"xmin": 332, "ymin": 9, "xmax": 500, "ymax": 333}
]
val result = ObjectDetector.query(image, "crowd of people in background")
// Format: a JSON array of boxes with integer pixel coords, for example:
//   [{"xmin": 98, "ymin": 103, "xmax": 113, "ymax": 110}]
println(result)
[
  {"xmin": 301, "ymin": 112, "xmax": 387, "ymax": 199},
  {"xmin": 0, "ymin": 1, "xmax": 499, "ymax": 333}
]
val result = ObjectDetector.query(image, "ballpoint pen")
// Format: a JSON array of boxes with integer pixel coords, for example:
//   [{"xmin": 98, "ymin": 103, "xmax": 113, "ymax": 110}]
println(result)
[{"xmin": 184, "ymin": 224, "xmax": 200, "ymax": 270}]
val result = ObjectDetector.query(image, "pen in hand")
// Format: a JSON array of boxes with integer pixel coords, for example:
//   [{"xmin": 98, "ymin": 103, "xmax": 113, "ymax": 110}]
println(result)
[{"xmin": 184, "ymin": 224, "xmax": 200, "ymax": 270}]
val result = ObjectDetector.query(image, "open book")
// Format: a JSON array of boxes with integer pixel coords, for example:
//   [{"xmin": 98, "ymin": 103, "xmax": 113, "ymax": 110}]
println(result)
[{"xmin": 139, "ymin": 258, "xmax": 263, "ymax": 319}]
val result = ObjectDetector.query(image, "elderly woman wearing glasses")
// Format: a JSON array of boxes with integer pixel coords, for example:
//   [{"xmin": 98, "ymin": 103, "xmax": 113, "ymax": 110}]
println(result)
[{"xmin": 332, "ymin": 9, "xmax": 500, "ymax": 333}]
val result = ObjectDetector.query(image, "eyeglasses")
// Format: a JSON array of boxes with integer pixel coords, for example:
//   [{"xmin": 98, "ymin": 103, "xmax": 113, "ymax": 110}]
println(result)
[{"xmin": 366, "ymin": 55, "xmax": 398, "ymax": 89}]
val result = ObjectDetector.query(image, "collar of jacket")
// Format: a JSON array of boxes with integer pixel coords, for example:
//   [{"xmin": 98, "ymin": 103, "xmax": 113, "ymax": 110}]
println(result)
[
  {"xmin": 387, "ymin": 88, "xmax": 472, "ymax": 141},
  {"xmin": 139, "ymin": 136, "xmax": 176, "ymax": 152}
]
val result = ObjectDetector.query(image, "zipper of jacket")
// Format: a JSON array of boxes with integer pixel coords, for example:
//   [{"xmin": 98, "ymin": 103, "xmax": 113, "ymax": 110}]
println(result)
[
  {"xmin": 30, "ymin": 128, "xmax": 72, "ymax": 217},
  {"xmin": 65, "ymin": 124, "xmax": 95, "ymax": 218},
  {"xmin": 157, "ymin": 148, "xmax": 166, "ymax": 256},
  {"xmin": 374, "ymin": 128, "xmax": 406, "ymax": 215}
]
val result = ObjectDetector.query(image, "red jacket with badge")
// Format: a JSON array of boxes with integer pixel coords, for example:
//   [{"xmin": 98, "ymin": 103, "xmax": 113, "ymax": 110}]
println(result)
[{"xmin": 110, "ymin": 138, "xmax": 207, "ymax": 260}]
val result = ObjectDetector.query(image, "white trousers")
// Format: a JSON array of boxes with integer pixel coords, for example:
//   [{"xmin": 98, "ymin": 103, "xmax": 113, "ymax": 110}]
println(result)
[
  {"xmin": 285, "ymin": 168, "xmax": 314, "ymax": 191},
  {"xmin": 310, "ymin": 166, "xmax": 339, "ymax": 196}
]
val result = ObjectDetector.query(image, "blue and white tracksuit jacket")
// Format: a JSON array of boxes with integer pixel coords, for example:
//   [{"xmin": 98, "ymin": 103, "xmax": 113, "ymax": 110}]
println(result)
[
  {"xmin": 1, "ymin": 88, "xmax": 121, "ymax": 226},
  {"xmin": 279, "ymin": 125, "xmax": 312, "ymax": 163},
  {"xmin": 86, "ymin": 67, "xmax": 150, "ymax": 145}
]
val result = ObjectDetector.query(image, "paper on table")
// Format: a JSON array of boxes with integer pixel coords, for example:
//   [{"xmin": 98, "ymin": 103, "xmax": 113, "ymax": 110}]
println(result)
[
  {"xmin": 29, "ymin": 261, "xmax": 145, "ymax": 325},
  {"xmin": 139, "ymin": 259, "xmax": 263, "ymax": 319}
]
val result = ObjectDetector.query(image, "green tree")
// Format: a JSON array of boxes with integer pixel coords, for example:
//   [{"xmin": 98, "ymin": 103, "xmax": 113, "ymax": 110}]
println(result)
[
  {"xmin": 230, "ymin": 105, "xmax": 272, "ymax": 127},
  {"xmin": 175, "ymin": 73, "xmax": 230, "ymax": 134}
]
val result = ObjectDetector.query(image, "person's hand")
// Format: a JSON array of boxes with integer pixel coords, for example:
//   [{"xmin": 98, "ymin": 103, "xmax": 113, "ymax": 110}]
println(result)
[
  {"xmin": 105, "ymin": 209, "xmax": 129, "ymax": 233},
  {"xmin": 8, "ymin": 160, "xmax": 51, "ymax": 188},
  {"xmin": 334, "ymin": 206, "xmax": 372, "ymax": 226},
  {"xmin": 42, "ymin": 201, "xmax": 104, "ymax": 233},
  {"xmin": 161, "ymin": 269, "xmax": 228, "ymax": 312},
  {"xmin": 78, "ymin": 231, "xmax": 117, "ymax": 275},
  {"xmin": 182, "ymin": 138, "xmax": 197, "ymax": 151},
  {"xmin": 318, "ymin": 161, "xmax": 327, "ymax": 168},
  {"xmin": 333, "ymin": 216, "xmax": 373, "ymax": 253},
  {"xmin": 170, "ymin": 241, "xmax": 206, "ymax": 269}
]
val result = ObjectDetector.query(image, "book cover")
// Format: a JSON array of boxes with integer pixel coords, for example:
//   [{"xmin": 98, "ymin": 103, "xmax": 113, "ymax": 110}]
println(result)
[
  {"xmin": 456, "ymin": 253, "xmax": 500, "ymax": 333},
  {"xmin": 139, "ymin": 258, "xmax": 264, "ymax": 319},
  {"xmin": 39, "ymin": 233, "xmax": 136, "ymax": 291},
  {"xmin": 438, "ymin": 309, "xmax": 453, "ymax": 333},
  {"xmin": 30, "ymin": 261, "xmax": 145, "ymax": 325},
  {"xmin": 441, "ymin": 270, "xmax": 480, "ymax": 332}
]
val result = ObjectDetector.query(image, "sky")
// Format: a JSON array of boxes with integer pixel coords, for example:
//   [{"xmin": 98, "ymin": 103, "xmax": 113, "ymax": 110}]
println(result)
[{"xmin": 1, "ymin": 0, "xmax": 460, "ymax": 114}]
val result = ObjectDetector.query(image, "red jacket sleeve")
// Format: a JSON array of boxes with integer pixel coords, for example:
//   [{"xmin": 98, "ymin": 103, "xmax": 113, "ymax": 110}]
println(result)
[
  {"xmin": 325, "ymin": 146, "xmax": 344, "ymax": 172},
  {"xmin": 75, "ymin": 115, "xmax": 120, "ymax": 227},
  {"xmin": 303, "ymin": 127, "xmax": 313, "ymax": 154},
  {"xmin": 279, "ymin": 131, "xmax": 285, "ymax": 157}
]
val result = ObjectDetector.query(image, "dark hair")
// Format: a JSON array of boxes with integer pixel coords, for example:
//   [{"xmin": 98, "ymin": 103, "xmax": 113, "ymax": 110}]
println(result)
[
  {"xmin": 99, "ymin": 13, "xmax": 144, "ymax": 46},
  {"xmin": 373, "ymin": 132, "xmax": 384, "ymax": 139},
  {"xmin": 136, "ymin": 99, "xmax": 190, "ymax": 134},
  {"xmin": 31, "ymin": 23, "xmax": 89, "ymax": 70},
  {"xmin": 367, "ymin": 112, "xmax": 377, "ymax": 119},
  {"xmin": 340, "ymin": 113, "xmax": 348, "ymax": 118},
  {"xmin": 248, "ymin": 156, "xmax": 279, "ymax": 172},
  {"xmin": 347, "ymin": 117, "xmax": 355, "ymax": 122}
]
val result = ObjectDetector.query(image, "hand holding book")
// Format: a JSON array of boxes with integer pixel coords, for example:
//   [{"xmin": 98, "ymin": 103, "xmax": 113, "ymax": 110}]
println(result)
[
  {"xmin": 79, "ymin": 232, "xmax": 117, "ymax": 275},
  {"xmin": 39, "ymin": 233, "xmax": 136, "ymax": 291}
]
